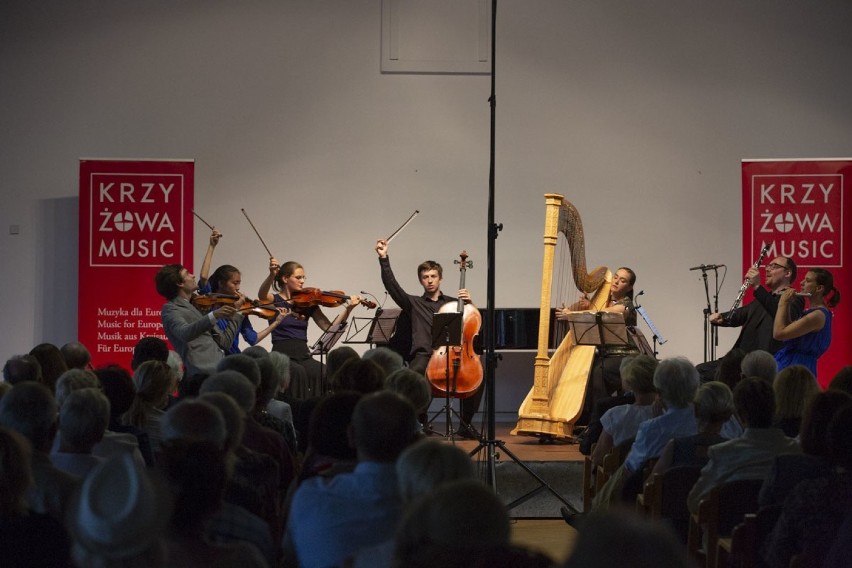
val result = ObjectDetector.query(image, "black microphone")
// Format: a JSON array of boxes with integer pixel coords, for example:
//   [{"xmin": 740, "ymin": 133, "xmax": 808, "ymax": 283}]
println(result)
[
  {"xmin": 635, "ymin": 290, "xmax": 645, "ymax": 297},
  {"xmin": 689, "ymin": 263, "xmax": 726, "ymax": 271},
  {"xmin": 360, "ymin": 290, "xmax": 384, "ymax": 312}
]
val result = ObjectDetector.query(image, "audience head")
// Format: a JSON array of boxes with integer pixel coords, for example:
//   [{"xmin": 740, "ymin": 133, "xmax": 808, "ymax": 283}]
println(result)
[
  {"xmin": 363, "ymin": 347, "xmax": 404, "ymax": 378},
  {"xmin": 29, "ymin": 343, "xmax": 68, "ymax": 392},
  {"xmin": 773, "ymin": 365, "xmax": 819, "ymax": 421},
  {"xmin": 307, "ymin": 391, "xmax": 362, "ymax": 461},
  {"xmin": 0, "ymin": 381, "xmax": 57, "ymax": 451},
  {"xmin": 132, "ymin": 360, "xmax": 174, "ymax": 410},
  {"xmin": 562, "ymin": 510, "xmax": 690, "ymax": 568},
  {"xmin": 828, "ymin": 366, "xmax": 852, "ymax": 395},
  {"xmin": 160, "ymin": 399, "xmax": 227, "ymax": 449},
  {"xmin": 396, "ymin": 439, "xmax": 476, "ymax": 502},
  {"xmin": 131, "ymin": 337, "xmax": 169, "ymax": 371},
  {"xmin": 197, "ymin": 392, "xmax": 246, "ymax": 453},
  {"xmin": 653, "ymin": 357, "xmax": 699, "ymax": 408},
  {"xmin": 59, "ymin": 388, "xmax": 110, "ymax": 452},
  {"xmin": 384, "ymin": 368, "xmax": 432, "ymax": 414},
  {"xmin": 393, "ymin": 480, "xmax": 510, "ymax": 568},
  {"xmin": 741, "ymin": 350, "xmax": 777, "ymax": 383},
  {"xmin": 216, "ymin": 353, "xmax": 260, "ymax": 387},
  {"xmin": 620, "ymin": 355, "xmax": 657, "ymax": 394},
  {"xmin": 0, "ymin": 427, "xmax": 33, "ymax": 515},
  {"xmin": 268, "ymin": 351, "xmax": 291, "ymax": 395},
  {"xmin": 70, "ymin": 453, "xmax": 170, "ymax": 565},
  {"xmin": 351, "ymin": 391, "xmax": 419, "ymax": 462},
  {"xmin": 715, "ymin": 348, "xmax": 747, "ymax": 389},
  {"xmin": 827, "ymin": 404, "xmax": 852, "ymax": 468},
  {"xmin": 241, "ymin": 345, "xmax": 269, "ymax": 359},
  {"xmin": 733, "ymin": 377, "xmax": 775, "ymax": 428},
  {"xmin": 2, "ymin": 354, "xmax": 42, "ymax": 385},
  {"xmin": 326, "ymin": 346, "xmax": 360, "ymax": 379},
  {"xmin": 54, "ymin": 368, "xmax": 100, "ymax": 407},
  {"xmin": 253, "ymin": 356, "xmax": 279, "ymax": 410},
  {"xmin": 198, "ymin": 370, "xmax": 256, "ymax": 413},
  {"xmin": 799, "ymin": 390, "xmax": 852, "ymax": 457},
  {"xmin": 60, "ymin": 341, "xmax": 91, "ymax": 370},
  {"xmin": 693, "ymin": 381, "xmax": 734, "ymax": 425},
  {"xmin": 95, "ymin": 365, "xmax": 135, "ymax": 423},
  {"xmin": 165, "ymin": 350, "xmax": 184, "ymax": 385},
  {"xmin": 332, "ymin": 357, "xmax": 385, "ymax": 394}
]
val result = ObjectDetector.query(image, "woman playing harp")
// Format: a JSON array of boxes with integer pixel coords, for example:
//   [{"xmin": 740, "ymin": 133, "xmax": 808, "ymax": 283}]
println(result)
[{"xmin": 513, "ymin": 194, "xmax": 644, "ymax": 439}]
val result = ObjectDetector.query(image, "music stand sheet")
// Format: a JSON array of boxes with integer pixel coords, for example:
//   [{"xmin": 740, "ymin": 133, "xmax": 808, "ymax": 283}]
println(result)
[
  {"xmin": 310, "ymin": 322, "xmax": 347, "ymax": 355},
  {"xmin": 566, "ymin": 312, "xmax": 629, "ymax": 347}
]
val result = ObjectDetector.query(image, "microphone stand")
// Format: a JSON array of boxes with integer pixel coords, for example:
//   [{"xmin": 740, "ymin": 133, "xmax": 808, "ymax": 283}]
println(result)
[{"xmin": 690, "ymin": 264, "xmax": 722, "ymax": 362}]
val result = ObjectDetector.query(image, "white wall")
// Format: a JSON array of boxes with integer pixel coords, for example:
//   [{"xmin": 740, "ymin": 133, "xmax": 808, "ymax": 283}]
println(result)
[{"xmin": 2, "ymin": 0, "xmax": 851, "ymax": 369}]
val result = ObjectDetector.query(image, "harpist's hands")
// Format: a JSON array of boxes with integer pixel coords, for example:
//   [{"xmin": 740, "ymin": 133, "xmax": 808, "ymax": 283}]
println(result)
[{"xmin": 555, "ymin": 306, "xmax": 571, "ymax": 321}]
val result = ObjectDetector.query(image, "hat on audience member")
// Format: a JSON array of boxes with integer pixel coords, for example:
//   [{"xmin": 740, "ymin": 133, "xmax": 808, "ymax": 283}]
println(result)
[{"xmin": 69, "ymin": 453, "xmax": 169, "ymax": 558}]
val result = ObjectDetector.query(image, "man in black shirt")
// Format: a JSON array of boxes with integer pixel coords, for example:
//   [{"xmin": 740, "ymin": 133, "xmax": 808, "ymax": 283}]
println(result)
[{"xmin": 376, "ymin": 239, "xmax": 483, "ymax": 438}]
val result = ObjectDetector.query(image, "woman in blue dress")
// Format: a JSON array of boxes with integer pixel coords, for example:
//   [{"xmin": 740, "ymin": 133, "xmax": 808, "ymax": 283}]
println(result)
[{"xmin": 773, "ymin": 268, "xmax": 841, "ymax": 378}]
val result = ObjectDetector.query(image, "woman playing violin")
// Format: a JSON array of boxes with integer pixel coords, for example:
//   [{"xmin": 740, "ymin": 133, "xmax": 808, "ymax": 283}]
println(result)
[
  {"xmin": 196, "ymin": 229, "xmax": 288, "ymax": 354},
  {"xmin": 257, "ymin": 258, "xmax": 365, "ymax": 399}
]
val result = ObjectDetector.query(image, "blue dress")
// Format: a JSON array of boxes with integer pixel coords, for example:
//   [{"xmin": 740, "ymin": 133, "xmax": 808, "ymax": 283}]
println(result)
[{"xmin": 774, "ymin": 307, "xmax": 832, "ymax": 377}]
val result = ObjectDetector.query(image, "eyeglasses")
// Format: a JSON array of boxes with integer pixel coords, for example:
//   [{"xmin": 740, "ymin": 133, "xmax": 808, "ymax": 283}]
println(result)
[{"xmin": 765, "ymin": 263, "xmax": 789, "ymax": 271}]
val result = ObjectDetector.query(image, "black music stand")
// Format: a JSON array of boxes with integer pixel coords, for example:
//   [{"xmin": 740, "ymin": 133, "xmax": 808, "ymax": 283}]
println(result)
[
  {"xmin": 343, "ymin": 308, "xmax": 401, "ymax": 348},
  {"xmin": 427, "ymin": 312, "xmax": 469, "ymax": 440},
  {"xmin": 566, "ymin": 311, "xmax": 631, "ymax": 401},
  {"xmin": 310, "ymin": 322, "xmax": 347, "ymax": 393}
]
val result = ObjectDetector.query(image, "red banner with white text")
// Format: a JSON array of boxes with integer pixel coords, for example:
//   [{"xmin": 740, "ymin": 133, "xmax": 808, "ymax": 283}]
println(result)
[
  {"xmin": 79, "ymin": 159, "xmax": 194, "ymax": 370},
  {"xmin": 742, "ymin": 159, "xmax": 851, "ymax": 387}
]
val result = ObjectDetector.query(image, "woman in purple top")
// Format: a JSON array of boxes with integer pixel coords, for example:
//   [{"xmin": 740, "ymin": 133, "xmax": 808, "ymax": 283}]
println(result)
[{"xmin": 774, "ymin": 268, "xmax": 841, "ymax": 379}]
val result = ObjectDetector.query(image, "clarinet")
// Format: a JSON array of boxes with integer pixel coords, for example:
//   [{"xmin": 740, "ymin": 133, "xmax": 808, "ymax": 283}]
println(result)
[{"xmin": 724, "ymin": 242, "xmax": 771, "ymax": 322}]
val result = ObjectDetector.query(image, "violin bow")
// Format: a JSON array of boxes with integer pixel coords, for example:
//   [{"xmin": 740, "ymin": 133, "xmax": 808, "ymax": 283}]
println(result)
[
  {"xmin": 241, "ymin": 208, "xmax": 275, "ymax": 259},
  {"xmin": 193, "ymin": 210, "xmax": 217, "ymax": 232},
  {"xmin": 386, "ymin": 209, "xmax": 420, "ymax": 243}
]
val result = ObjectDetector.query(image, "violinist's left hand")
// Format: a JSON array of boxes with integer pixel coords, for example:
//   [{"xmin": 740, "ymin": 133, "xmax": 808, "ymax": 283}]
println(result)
[
  {"xmin": 348, "ymin": 294, "xmax": 363, "ymax": 309},
  {"xmin": 458, "ymin": 289, "xmax": 472, "ymax": 304},
  {"xmin": 273, "ymin": 307, "xmax": 290, "ymax": 325}
]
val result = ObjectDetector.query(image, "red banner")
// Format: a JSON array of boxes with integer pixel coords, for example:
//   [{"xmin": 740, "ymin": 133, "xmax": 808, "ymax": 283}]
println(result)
[
  {"xmin": 742, "ymin": 159, "xmax": 851, "ymax": 387},
  {"xmin": 79, "ymin": 159, "xmax": 194, "ymax": 370}
]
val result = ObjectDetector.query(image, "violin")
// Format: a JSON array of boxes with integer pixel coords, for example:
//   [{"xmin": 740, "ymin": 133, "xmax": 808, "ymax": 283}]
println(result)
[
  {"xmin": 288, "ymin": 288, "xmax": 377, "ymax": 310},
  {"xmin": 191, "ymin": 293, "xmax": 282, "ymax": 321}
]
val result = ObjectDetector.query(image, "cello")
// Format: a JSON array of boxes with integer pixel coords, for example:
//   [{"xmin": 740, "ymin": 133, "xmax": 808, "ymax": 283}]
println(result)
[{"xmin": 426, "ymin": 251, "xmax": 483, "ymax": 398}]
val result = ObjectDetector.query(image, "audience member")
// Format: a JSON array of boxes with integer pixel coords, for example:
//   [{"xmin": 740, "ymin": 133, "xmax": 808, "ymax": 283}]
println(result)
[
  {"xmin": 157, "ymin": 400, "xmax": 266, "ymax": 567},
  {"xmin": 687, "ymin": 377, "xmax": 800, "ymax": 513},
  {"xmin": 331, "ymin": 357, "xmax": 385, "ymax": 394},
  {"xmin": 586, "ymin": 357, "xmax": 699, "ymax": 515},
  {"xmin": 69, "ymin": 453, "xmax": 170, "ymax": 568},
  {"xmin": 392, "ymin": 479, "xmax": 512, "ymax": 568},
  {"xmin": 59, "ymin": 341, "xmax": 91, "ymax": 370},
  {"xmin": 160, "ymin": 399, "xmax": 276, "ymax": 565},
  {"xmin": 2, "ymin": 354, "xmax": 42, "ymax": 385},
  {"xmin": 760, "ymin": 390, "xmax": 852, "ymax": 507},
  {"xmin": 326, "ymin": 345, "xmax": 360, "ymax": 381},
  {"xmin": 562, "ymin": 509, "xmax": 690, "ymax": 568},
  {"xmin": 772, "ymin": 364, "xmax": 819, "ymax": 437},
  {"xmin": 764, "ymin": 404, "xmax": 852, "ymax": 568},
  {"xmin": 590, "ymin": 355, "xmax": 657, "ymax": 469},
  {"xmin": 54, "ymin": 368, "xmax": 99, "ymax": 406},
  {"xmin": 123, "ymin": 360, "xmax": 175, "ymax": 455},
  {"xmin": 131, "ymin": 336, "xmax": 169, "ymax": 370},
  {"xmin": 827, "ymin": 365, "xmax": 852, "ymax": 395},
  {"xmin": 29, "ymin": 343, "xmax": 68, "ymax": 393},
  {"xmin": 266, "ymin": 351, "xmax": 294, "ymax": 425},
  {"xmin": 652, "ymin": 381, "xmax": 733, "ymax": 475},
  {"xmin": 252, "ymin": 354, "xmax": 297, "ymax": 453},
  {"xmin": 285, "ymin": 391, "xmax": 419, "ymax": 568},
  {"xmin": 363, "ymin": 346, "xmax": 404, "ymax": 379},
  {"xmin": 740, "ymin": 349, "xmax": 777, "ymax": 382},
  {"xmin": 713, "ymin": 347, "xmax": 746, "ymax": 389},
  {"xmin": 384, "ymin": 368, "xmax": 432, "ymax": 417},
  {"xmin": 51, "ymin": 388, "xmax": 109, "ymax": 478},
  {"xmin": 0, "ymin": 382, "xmax": 79, "ymax": 521},
  {"xmin": 0, "ymin": 427, "xmax": 72, "ymax": 567},
  {"xmin": 95, "ymin": 365, "xmax": 154, "ymax": 466}
]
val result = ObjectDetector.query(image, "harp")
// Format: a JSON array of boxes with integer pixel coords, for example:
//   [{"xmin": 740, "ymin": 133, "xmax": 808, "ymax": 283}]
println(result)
[{"xmin": 512, "ymin": 194, "xmax": 611, "ymax": 439}]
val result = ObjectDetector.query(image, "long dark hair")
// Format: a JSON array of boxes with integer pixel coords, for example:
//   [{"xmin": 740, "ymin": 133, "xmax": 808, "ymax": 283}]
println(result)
[
  {"xmin": 209, "ymin": 264, "xmax": 240, "ymax": 293},
  {"xmin": 272, "ymin": 261, "xmax": 303, "ymax": 293}
]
